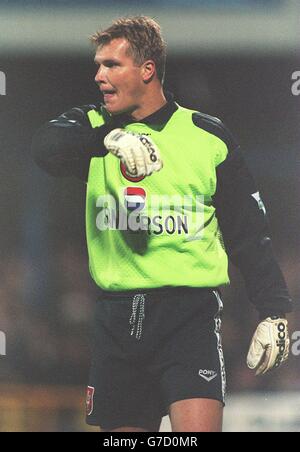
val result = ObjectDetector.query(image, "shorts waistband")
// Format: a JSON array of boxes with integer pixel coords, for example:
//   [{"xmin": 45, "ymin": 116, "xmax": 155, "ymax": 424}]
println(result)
[{"xmin": 97, "ymin": 286, "xmax": 220, "ymax": 300}]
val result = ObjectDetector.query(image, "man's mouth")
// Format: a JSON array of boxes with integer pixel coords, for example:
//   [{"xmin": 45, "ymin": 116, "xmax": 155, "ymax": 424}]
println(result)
[{"xmin": 102, "ymin": 89, "xmax": 117, "ymax": 102}]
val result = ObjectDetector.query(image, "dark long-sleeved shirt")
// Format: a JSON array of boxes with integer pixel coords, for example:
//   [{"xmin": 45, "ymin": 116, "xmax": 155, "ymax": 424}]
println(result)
[{"xmin": 32, "ymin": 96, "xmax": 293, "ymax": 317}]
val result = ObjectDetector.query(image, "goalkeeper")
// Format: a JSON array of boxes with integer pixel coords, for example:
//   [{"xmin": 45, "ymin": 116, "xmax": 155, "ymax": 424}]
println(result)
[{"xmin": 32, "ymin": 16, "xmax": 292, "ymax": 432}]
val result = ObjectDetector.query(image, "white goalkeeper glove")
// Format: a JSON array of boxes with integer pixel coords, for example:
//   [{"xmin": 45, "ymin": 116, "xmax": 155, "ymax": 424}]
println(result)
[
  {"xmin": 247, "ymin": 317, "xmax": 289, "ymax": 376},
  {"xmin": 104, "ymin": 128, "xmax": 163, "ymax": 178}
]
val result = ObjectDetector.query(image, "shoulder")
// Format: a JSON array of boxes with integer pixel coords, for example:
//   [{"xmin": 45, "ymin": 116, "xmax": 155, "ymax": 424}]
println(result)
[
  {"xmin": 191, "ymin": 111, "xmax": 238, "ymax": 153},
  {"xmin": 56, "ymin": 103, "xmax": 109, "ymax": 129},
  {"xmin": 53, "ymin": 104, "xmax": 101, "ymax": 127},
  {"xmin": 86, "ymin": 104, "xmax": 109, "ymax": 128},
  {"xmin": 70, "ymin": 104, "xmax": 99, "ymax": 114}
]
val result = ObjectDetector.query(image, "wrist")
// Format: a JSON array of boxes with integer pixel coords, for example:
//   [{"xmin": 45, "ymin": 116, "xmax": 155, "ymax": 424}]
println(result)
[{"xmin": 259, "ymin": 311, "xmax": 286, "ymax": 321}]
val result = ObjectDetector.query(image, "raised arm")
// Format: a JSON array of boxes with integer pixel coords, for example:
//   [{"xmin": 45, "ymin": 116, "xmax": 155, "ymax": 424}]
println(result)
[{"xmin": 32, "ymin": 105, "xmax": 110, "ymax": 181}]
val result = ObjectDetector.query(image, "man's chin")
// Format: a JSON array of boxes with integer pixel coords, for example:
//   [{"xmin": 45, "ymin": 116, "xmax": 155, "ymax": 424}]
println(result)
[
  {"xmin": 105, "ymin": 103, "xmax": 134, "ymax": 117},
  {"xmin": 105, "ymin": 106, "xmax": 122, "ymax": 116}
]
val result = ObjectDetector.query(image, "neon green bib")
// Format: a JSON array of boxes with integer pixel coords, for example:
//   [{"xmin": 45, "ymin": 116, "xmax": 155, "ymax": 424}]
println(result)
[{"xmin": 86, "ymin": 105, "xmax": 229, "ymax": 291}]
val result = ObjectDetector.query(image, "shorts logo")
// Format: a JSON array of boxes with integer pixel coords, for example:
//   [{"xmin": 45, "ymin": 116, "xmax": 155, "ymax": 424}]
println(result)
[
  {"xmin": 198, "ymin": 370, "xmax": 218, "ymax": 382},
  {"xmin": 124, "ymin": 187, "xmax": 146, "ymax": 212},
  {"xmin": 86, "ymin": 386, "xmax": 95, "ymax": 416}
]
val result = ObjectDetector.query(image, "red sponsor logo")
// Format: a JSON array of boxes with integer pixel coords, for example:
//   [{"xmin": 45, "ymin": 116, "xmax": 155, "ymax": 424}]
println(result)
[
  {"xmin": 124, "ymin": 187, "xmax": 146, "ymax": 213},
  {"xmin": 86, "ymin": 386, "xmax": 95, "ymax": 416},
  {"xmin": 120, "ymin": 162, "xmax": 145, "ymax": 183}
]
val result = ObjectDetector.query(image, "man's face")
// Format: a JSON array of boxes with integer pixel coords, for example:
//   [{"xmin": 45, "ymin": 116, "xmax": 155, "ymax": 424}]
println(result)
[{"xmin": 94, "ymin": 38, "xmax": 145, "ymax": 116}]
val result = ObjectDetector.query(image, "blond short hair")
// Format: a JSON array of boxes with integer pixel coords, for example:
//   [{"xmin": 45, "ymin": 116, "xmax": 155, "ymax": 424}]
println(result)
[{"xmin": 91, "ymin": 16, "xmax": 167, "ymax": 84}]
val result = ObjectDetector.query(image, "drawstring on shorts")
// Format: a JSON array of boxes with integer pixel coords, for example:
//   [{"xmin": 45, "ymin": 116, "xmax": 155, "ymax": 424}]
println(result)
[{"xmin": 129, "ymin": 294, "xmax": 146, "ymax": 340}]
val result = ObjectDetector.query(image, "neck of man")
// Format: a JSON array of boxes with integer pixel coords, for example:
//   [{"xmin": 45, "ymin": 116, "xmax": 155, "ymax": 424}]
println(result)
[{"xmin": 129, "ymin": 85, "xmax": 167, "ymax": 122}]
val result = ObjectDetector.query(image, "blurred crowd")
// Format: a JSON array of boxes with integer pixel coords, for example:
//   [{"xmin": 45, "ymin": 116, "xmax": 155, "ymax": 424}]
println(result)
[{"xmin": 0, "ymin": 245, "xmax": 94, "ymax": 385}]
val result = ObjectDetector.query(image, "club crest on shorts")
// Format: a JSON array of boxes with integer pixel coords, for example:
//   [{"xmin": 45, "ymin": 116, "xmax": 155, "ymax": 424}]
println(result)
[
  {"xmin": 124, "ymin": 187, "xmax": 146, "ymax": 212},
  {"xmin": 86, "ymin": 386, "xmax": 95, "ymax": 416},
  {"xmin": 120, "ymin": 162, "xmax": 146, "ymax": 183}
]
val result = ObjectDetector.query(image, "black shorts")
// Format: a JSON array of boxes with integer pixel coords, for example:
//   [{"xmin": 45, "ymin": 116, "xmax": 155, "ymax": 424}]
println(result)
[{"xmin": 86, "ymin": 287, "xmax": 226, "ymax": 430}]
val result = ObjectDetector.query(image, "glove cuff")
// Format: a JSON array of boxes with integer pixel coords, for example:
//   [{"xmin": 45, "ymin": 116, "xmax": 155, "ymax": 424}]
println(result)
[{"xmin": 258, "ymin": 311, "xmax": 286, "ymax": 321}]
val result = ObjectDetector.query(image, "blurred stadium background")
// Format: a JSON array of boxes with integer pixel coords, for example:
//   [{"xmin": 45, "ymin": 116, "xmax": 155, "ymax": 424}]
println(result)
[{"xmin": 0, "ymin": 0, "xmax": 299, "ymax": 432}]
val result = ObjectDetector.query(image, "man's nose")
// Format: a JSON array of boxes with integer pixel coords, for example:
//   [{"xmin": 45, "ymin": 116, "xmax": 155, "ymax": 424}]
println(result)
[{"xmin": 95, "ymin": 66, "xmax": 106, "ymax": 84}]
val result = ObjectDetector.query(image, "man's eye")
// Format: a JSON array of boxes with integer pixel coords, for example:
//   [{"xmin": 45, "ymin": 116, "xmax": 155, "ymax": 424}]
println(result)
[{"xmin": 94, "ymin": 61, "xmax": 118, "ymax": 68}]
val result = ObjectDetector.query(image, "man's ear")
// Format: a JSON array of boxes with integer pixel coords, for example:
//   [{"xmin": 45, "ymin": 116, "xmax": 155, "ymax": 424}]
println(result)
[{"xmin": 142, "ymin": 60, "xmax": 156, "ymax": 83}]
